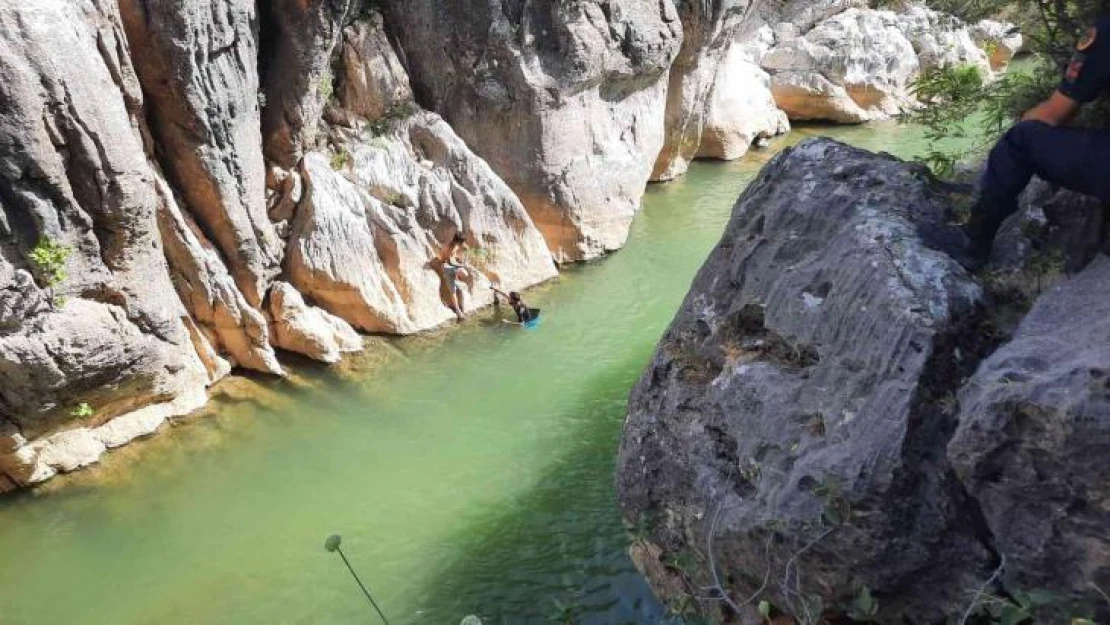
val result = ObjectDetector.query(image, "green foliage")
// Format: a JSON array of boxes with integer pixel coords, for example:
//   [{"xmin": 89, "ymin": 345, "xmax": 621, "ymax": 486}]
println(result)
[
  {"xmin": 319, "ymin": 71, "xmax": 334, "ymax": 102},
  {"xmin": 664, "ymin": 548, "xmax": 699, "ymax": 575},
  {"xmin": 968, "ymin": 586, "xmax": 1099, "ymax": 624},
  {"xmin": 547, "ymin": 597, "xmax": 576, "ymax": 624},
  {"xmin": 906, "ymin": 64, "xmax": 1053, "ymax": 176},
  {"xmin": 849, "ymin": 585, "xmax": 880, "ymax": 621},
  {"xmin": 29, "ymin": 236, "xmax": 72, "ymax": 288},
  {"xmin": 368, "ymin": 101, "xmax": 418, "ymax": 137},
  {"xmin": 70, "ymin": 402, "xmax": 94, "ymax": 418},
  {"xmin": 330, "ymin": 150, "xmax": 351, "ymax": 170},
  {"xmin": 812, "ymin": 475, "xmax": 851, "ymax": 526},
  {"xmin": 758, "ymin": 599, "xmax": 773, "ymax": 619},
  {"xmin": 906, "ymin": 0, "xmax": 1110, "ymax": 176}
]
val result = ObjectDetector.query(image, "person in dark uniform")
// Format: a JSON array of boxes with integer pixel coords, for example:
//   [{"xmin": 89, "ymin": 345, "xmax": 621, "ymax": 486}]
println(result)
[{"xmin": 966, "ymin": 14, "xmax": 1110, "ymax": 260}]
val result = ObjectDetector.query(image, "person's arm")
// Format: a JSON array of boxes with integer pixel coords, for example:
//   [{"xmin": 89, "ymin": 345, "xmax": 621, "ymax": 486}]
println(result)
[
  {"xmin": 1036, "ymin": 19, "xmax": 1110, "ymax": 125},
  {"xmin": 1022, "ymin": 91, "xmax": 1081, "ymax": 126},
  {"xmin": 490, "ymin": 287, "xmax": 509, "ymax": 299}
]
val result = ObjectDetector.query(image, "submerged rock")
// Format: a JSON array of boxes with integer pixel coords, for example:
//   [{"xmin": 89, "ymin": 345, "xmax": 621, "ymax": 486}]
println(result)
[
  {"xmin": 618, "ymin": 139, "xmax": 995, "ymax": 622},
  {"xmin": 380, "ymin": 0, "xmax": 682, "ymax": 261}
]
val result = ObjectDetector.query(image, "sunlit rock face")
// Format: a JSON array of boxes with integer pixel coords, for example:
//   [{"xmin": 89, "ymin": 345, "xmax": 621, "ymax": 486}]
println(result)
[
  {"xmin": 651, "ymin": 0, "xmax": 757, "ymax": 182},
  {"xmin": 971, "ymin": 19, "xmax": 1024, "ymax": 71},
  {"xmin": 697, "ymin": 28, "xmax": 790, "ymax": 161},
  {"xmin": 287, "ymin": 112, "xmax": 556, "ymax": 335},
  {"xmin": 120, "ymin": 0, "xmax": 283, "ymax": 307},
  {"xmin": 758, "ymin": 5, "xmax": 996, "ymax": 123},
  {"xmin": 0, "ymin": 0, "xmax": 211, "ymax": 487},
  {"xmin": 379, "ymin": 0, "xmax": 682, "ymax": 262}
]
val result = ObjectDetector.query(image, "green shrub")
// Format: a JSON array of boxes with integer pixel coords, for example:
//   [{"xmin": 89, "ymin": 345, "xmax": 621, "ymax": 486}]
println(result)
[
  {"xmin": 906, "ymin": 0, "xmax": 1110, "ymax": 175},
  {"xmin": 70, "ymin": 402, "xmax": 94, "ymax": 418},
  {"xmin": 28, "ymin": 236, "xmax": 72, "ymax": 288},
  {"xmin": 369, "ymin": 101, "xmax": 418, "ymax": 137},
  {"xmin": 330, "ymin": 150, "xmax": 351, "ymax": 170}
]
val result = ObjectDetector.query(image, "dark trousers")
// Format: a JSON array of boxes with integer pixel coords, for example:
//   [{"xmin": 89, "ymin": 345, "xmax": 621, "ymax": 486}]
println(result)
[{"xmin": 969, "ymin": 120, "xmax": 1110, "ymax": 242}]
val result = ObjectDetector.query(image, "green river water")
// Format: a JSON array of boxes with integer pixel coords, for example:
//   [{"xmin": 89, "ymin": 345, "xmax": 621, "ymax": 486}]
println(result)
[{"xmin": 0, "ymin": 122, "xmax": 960, "ymax": 625}]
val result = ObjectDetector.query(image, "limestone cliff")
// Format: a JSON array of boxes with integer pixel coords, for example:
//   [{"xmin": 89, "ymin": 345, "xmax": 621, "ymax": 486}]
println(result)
[
  {"xmin": 617, "ymin": 140, "xmax": 1108, "ymax": 623},
  {"xmin": 0, "ymin": 0, "xmax": 210, "ymax": 487},
  {"xmin": 0, "ymin": 0, "xmax": 557, "ymax": 490},
  {"xmin": 378, "ymin": 0, "xmax": 683, "ymax": 262}
]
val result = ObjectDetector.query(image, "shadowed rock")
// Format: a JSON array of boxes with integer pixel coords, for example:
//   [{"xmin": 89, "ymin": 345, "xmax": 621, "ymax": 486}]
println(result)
[
  {"xmin": 618, "ymin": 138, "xmax": 997, "ymax": 622},
  {"xmin": 950, "ymin": 256, "xmax": 1110, "ymax": 620},
  {"xmin": 260, "ymin": 0, "xmax": 354, "ymax": 168}
]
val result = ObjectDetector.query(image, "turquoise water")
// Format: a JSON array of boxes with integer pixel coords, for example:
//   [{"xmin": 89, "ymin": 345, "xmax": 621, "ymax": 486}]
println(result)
[{"xmin": 0, "ymin": 122, "xmax": 953, "ymax": 625}]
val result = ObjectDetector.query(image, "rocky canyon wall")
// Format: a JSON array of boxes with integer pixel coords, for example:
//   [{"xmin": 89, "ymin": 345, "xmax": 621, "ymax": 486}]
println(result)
[
  {"xmin": 0, "ymin": 0, "xmax": 1021, "ymax": 492},
  {"xmin": 0, "ymin": 0, "xmax": 559, "ymax": 491}
]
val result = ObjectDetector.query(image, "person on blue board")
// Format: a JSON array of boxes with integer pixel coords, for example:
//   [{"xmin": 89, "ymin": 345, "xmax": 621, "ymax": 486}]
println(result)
[
  {"xmin": 965, "ymin": 12, "xmax": 1110, "ymax": 263},
  {"xmin": 490, "ymin": 286, "xmax": 540, "ymax": 327}
]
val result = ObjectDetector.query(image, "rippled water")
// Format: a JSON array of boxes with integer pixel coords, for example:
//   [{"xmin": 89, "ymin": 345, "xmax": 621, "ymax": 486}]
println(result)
[{"xmin": 0, "ymin": 122, "xmax": 959, "ymax": 625}]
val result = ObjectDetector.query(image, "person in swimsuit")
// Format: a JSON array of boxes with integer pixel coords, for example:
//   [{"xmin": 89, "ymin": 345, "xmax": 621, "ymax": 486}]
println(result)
[{"xmin": 440, "ymin": 232, "xmax": 471, "ymax": 321}]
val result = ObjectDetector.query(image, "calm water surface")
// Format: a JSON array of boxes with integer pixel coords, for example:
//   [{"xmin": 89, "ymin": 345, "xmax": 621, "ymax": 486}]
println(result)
[{"xmin": 0, "ymin": 122, "xmax": 960, "ymax": 624}]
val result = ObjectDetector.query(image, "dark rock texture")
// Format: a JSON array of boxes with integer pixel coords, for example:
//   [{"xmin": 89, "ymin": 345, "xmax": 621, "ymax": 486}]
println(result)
[
  {"xmin": 618, "ymin": 139, "xmax": 998, "ymax": 622},
  {"xmin": 951, "ymin": 255, "xmax": 1110, "ymax": 619}
]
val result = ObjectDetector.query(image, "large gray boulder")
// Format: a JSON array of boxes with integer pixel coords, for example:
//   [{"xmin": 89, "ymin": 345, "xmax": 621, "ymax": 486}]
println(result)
[
  {"xmin": 950, "ymin": 256, "xmax": 1110, "ymax": 619},
  {"xmin": 379, "ymin": 0, "xmax": 682, "ymax": 262},
  {"xmin": 120, "ymin": 0, "xmax": 283, "ymax": 307},
  {"xmin": 617, "ymin": 139, "xmax": 996, "ymax": 622}
]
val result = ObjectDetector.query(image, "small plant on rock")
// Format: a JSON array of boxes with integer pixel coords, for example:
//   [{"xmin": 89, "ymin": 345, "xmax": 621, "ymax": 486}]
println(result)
[
  {"xmin": 70, "ymin": 402, "xmax": 94, "ymax": 418},
  {"xmin": 29, "ymin": 236, "xmax": 71, "ymax": 288},
  {"xmin": 330, "ymin": 150, "xmax": 351, "ymax": 170},
  {"xmin": 28, "ymin": 236, "xmax": 72, "ymax": 307},
  {"xmin": 318, "ymin": 71, "xmax": 334, "ymax": 102},
  {"xmin": 848, "ymin": 585, "xmax": 879, "ymax": 622}
]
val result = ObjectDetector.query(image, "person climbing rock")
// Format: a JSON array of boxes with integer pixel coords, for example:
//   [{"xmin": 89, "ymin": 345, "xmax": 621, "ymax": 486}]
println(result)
[
  {"xmin": 491, "ymin": 287, "xmax": 540, "ymax": 327},
  {"xmin": 965, "ymin": 13, "xmax": 1110, "ymax": 262},
  {"xmin": 439, "ymin": 231, "xmax": 473, "ymax": 321}
]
